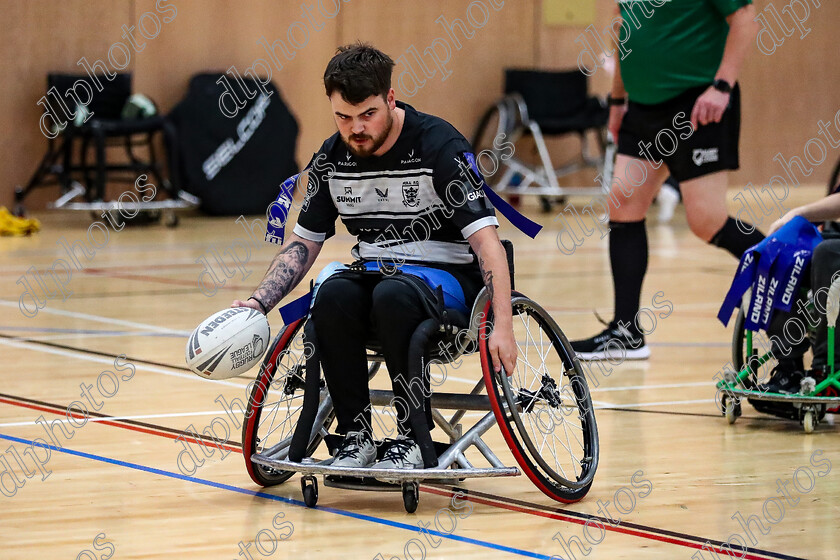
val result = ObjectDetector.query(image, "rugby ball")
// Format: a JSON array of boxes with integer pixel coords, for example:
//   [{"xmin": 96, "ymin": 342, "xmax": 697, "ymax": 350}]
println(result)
[{"xmin": 186, "ymin": 307, "xmax": 270, "ymax": 380}]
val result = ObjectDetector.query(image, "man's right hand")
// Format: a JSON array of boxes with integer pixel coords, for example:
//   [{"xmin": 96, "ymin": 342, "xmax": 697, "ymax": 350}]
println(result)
[
  {"xmin": 608, "ymin": 105, "xmax": 627, "ymax": 143},
  {"xmin": 232, "ymin": 298, "xmax": 265, "ymax": 314}
]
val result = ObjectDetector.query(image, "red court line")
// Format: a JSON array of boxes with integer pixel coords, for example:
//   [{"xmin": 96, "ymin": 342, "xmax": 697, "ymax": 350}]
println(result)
[
  {"xmin": 421, "ymin": 486, "xmax": 788, "ymax": 560},
  {"xmin": 0, "ymin": 393, "xmax": 798, "ymax": 560},
  {"xmin": 0, "ymin": 397, "xmax": 240, "ymax": 454}
]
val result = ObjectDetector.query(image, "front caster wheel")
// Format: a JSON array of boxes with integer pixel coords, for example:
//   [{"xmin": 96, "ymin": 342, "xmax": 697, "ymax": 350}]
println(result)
[
  {"xmin": 723, "ymin": 396, "xmax": 741, "ymax": 425},
  {"xmin": 402, "ymin": 482, "xmax": 419, "ymax": 513},
  {"xmin": 802, "ymin": 409, "xmax": 816, "ymax": 434},
  {"xmin": 301, "ymin": 475, "xmax": 318, "ymax": 507}
]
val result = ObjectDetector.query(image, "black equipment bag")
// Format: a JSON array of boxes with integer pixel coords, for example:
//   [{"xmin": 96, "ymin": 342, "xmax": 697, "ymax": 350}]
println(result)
[{"xmin": 169, "ymin": 73, "xmax": 299, "ymax": 215}]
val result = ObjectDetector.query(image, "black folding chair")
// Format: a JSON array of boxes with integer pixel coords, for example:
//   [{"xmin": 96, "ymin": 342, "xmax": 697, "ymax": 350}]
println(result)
[
  {"xmin": 472, "ymin": 69, "xmax": 611, "ymax": 209},
  {"xmin": 16, "ymin": 73, "xmax": 182, "ymax": 216}
]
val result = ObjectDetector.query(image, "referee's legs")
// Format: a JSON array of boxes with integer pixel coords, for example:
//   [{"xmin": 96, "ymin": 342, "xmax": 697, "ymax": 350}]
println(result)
[
  {"xmin": 607, "ymin": 154, "xmax": 669, "ymax": 329},
  {"xmin": 681, "ymin": 171, "xmax": 764, "ymax": 256}
]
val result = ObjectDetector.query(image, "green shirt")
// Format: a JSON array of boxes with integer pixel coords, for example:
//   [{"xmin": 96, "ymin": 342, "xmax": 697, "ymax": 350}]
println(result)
[{"xmin": 618, "ymin": 0, "xmax": 751, "ymax": 105}]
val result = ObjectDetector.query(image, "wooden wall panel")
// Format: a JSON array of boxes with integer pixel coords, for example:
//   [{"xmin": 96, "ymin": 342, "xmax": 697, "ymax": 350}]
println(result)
[
  {"xmin": 338, "ymin": 0, "xmax": 536, "ymax": 140},
  {"xmin": 133, "ymin": 0, "xmax": 340, "ymax": 165},
  {"xmin": 0, "ymin": 0, "xmax": 132, "ymax": 210},
  {"xmin": 2, "ymin": 0, "xmax": 838, "ymax": 210},
  {"xmin": 736, "ymin": 0, "xmax": 840, "ymax": 187}
]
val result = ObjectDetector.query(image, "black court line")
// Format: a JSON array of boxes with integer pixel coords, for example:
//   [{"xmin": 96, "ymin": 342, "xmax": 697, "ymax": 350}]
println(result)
[
  {"xmin": 3, "ymin": 333, "xmax": 760, "ymax": 420},
  {"xmin": 0, "ymin": 332, "xmax": 196, "ymax": 374}
]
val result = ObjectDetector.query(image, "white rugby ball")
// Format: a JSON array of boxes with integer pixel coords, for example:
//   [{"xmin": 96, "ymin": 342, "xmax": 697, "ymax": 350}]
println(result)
[{"xmin": 186, "ymin": 307, "xmax": 270, "ymax": 380}]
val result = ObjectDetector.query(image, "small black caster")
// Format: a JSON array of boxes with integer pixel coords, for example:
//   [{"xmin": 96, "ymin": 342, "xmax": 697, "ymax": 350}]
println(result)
[
  {"xmin": 104, "ymin": 209, "xmax": 125, "ymax": 229},
  {"xmin": 401, "ymin": 482, "xmax": 419, "ymax": 513},
  {"xmin": 539, "ymin": 196, "xmax": 553, "ymax": 213},
  {"xmin": 163, "ymin": 210, "xmax": 179, "ymax": 228},
  {"xmin": 301, "ymin": 475, "xmax": 318, "ymax": 507}
]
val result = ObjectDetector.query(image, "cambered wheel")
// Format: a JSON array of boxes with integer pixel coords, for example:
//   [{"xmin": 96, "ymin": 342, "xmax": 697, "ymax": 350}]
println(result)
[
  {"xmin": 732, "ymin": 309, "xmax": 765, "ymax": 390},
  {"xmin": 732, "ymin": 306, "xmax": 815, "ymax": 391},
  {"xmin": 480, "ymin": 294, "xmax": 599, "ymax": 503},
  {"xmin": 828, "ymin": 155, "xmax": 840, "ymax": 196},
  {"xmin": 401, "ymin": 482, "xmax": 419, "ymax": 513},
  {"xmin": 242, "ymin": 319, "xmax": 334, "ymax": 486}
]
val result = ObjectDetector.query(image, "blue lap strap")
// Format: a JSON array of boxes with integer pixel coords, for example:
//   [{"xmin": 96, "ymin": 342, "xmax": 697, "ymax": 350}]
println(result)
[
  {"xmin": 718, "ymin": 217, "xmax": 822, "ymax": 331},
  {"xmin": 278, "ymin": 291, "xmax": 313, "ymax": 325},
  {"xmin": 396, "ymin": 263, "xmax": 468, "ymax": 315},
  {"xmin": 279, "ymin": 261, "xmax": 468, "ymax": 325}
]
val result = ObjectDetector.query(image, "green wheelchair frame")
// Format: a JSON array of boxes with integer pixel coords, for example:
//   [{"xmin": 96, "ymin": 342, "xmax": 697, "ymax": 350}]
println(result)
[{"xmin": 717, "ymin": 277, "xmax": 840, "ymax": 433}]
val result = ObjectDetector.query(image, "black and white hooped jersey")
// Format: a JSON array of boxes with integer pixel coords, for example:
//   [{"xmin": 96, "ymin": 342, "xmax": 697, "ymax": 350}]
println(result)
[{"xmin": 290, "ymin": 101, "xmax": 498, "ymax": 265}]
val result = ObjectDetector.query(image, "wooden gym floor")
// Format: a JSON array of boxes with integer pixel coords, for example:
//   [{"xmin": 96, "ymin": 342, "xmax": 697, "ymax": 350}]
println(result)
[{"xmin": 0, "ymin": 184, "xmax": 836, "ymax": 560}]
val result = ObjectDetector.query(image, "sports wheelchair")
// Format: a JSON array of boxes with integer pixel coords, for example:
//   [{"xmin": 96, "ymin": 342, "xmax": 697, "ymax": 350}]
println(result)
[
  {"xmin": 717, "ymin": 277, "xmax": 840, "ymax": 433},
  {"xmin": 241, "ymin": 245, "xmax": 599, "ymax": 512}
]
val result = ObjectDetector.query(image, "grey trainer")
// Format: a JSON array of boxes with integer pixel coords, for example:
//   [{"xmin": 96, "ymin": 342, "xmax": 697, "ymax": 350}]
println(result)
[
  {"xmin": 331, "ymin": 431, "xmax": 377, "ymax": 468},
  {"xmin": 371, "ymin": 436, "xmax": 424, "ymax": 470}
]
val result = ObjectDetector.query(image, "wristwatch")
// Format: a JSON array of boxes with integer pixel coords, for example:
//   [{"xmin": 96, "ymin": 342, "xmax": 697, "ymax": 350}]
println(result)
[{"xmin": 713, "ymin": 79, "xmax": 733, "ymax": 94}]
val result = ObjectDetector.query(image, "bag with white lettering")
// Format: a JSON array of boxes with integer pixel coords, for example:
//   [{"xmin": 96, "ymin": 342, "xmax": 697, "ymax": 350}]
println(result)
[{"xmin": 168, "ymin": 73, "xmax": 299, "ymax": 215}]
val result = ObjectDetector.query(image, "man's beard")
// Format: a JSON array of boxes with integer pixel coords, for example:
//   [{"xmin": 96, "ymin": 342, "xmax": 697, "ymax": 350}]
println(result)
[{"xmin": 342, "ymin": 112, "xmax": 393, "ymax": 157}]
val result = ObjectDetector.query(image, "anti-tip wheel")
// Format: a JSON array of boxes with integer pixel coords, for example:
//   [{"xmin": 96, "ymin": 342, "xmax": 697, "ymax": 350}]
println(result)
[
  {"xmin": 301, "ymin": 475, "xmax": 318, "ymax": 508},
  {"xmin": 401, "ymin": 482, "xmax": 419, "ymax": 514},
  {"xmin": 723, "ymin": 396, "xmax": 741, "ymax": 425},
  {"xmin": 802, "ymin": 410, "xmax": 816, "ymax": 434}
]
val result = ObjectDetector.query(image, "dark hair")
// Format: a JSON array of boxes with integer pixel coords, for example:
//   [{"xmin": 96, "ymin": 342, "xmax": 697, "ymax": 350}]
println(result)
[{"xmin": 323, "ymin": 42, "xmax": 395, "ymax": 104}]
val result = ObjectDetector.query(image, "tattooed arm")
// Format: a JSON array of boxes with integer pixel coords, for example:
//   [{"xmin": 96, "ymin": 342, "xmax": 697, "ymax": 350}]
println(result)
[
  {"xmin": 468, "ymin": 226, "xmax": 517, "ymax": 375},
  {"xmin": 232, "ymin": 233, "xmax": 322, "ymax": 314}
]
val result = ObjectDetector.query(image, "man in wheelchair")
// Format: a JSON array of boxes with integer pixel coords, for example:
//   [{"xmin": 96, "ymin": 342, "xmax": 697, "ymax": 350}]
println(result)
[
  {"xmin": 753, "ymin": 190, "xmax": 840, "ymax": 400},
  {"xmin": 232, "ymin": 43, "xmax": 517, "ymax": 471}
]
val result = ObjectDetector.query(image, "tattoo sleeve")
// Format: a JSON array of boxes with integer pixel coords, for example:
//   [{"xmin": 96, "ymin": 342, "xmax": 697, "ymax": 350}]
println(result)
[
  {"xmin": 478, "ymin": 255, "xmax": 495, "ymax": 303},
  {"xmin": 252, "ymin": 241, "xmax": 310, "ymax": 311}
]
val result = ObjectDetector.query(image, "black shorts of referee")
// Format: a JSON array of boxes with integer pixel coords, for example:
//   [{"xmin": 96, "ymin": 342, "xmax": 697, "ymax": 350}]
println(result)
[{"xmin": 617, "ymin": 83, "xmax": 741, "ymax": 182}]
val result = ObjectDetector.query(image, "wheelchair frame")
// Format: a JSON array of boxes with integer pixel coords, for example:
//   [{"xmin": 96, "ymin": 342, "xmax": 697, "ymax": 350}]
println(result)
[
  {"xmin": 241, "ymin": 286, "xmax": 599, "ymax": 512},
  {"xmin": 717, "ymin": 277, "xmax": 840, "ymax": 433}
]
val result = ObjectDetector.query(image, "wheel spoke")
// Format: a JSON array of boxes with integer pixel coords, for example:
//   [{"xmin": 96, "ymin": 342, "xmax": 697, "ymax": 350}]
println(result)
[{"xmin": 492, "ymin": 299, "xmax": 596, "ymax": 496}]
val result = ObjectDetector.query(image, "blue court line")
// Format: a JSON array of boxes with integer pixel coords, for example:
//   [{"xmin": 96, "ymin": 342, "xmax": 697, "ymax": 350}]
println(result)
[{"xmin": 0, "ymin": 433, "xmax": 559, "ymax": 560}]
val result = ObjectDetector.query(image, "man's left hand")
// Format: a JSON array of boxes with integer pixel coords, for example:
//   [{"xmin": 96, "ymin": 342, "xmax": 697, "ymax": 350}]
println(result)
[
  {"xmin": 690, "ymin": 87, "xmax": 730, "ymax": 129},
  {"xmin": 488, "ymin": 323, "xmax": 517, "ymax": 376}
]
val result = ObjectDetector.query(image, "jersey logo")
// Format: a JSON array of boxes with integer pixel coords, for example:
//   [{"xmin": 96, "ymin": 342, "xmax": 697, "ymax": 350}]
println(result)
[
  {"xmin": 402, "ymin": 181, "xmax": 420, "ymax": 207},
  {"xmin": 339, "ymin": 152, "xmax": 357, "ymax": 166},
  {"xmin": 375, "ymin": 187, "xmax": 389, "ymax": 202},
  {"xmin": 344, "ymin": 186, "xmax": 353, "ymax": 195},
  {"xmin": 401, "ymin": 149, "xmax": 421, "ymax": 164}
]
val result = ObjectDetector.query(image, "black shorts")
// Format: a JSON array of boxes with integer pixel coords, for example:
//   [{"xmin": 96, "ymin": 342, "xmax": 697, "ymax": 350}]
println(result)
[{"xmin": 617, "ymin": 83, "xmax": 741, "ymax": 182}]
